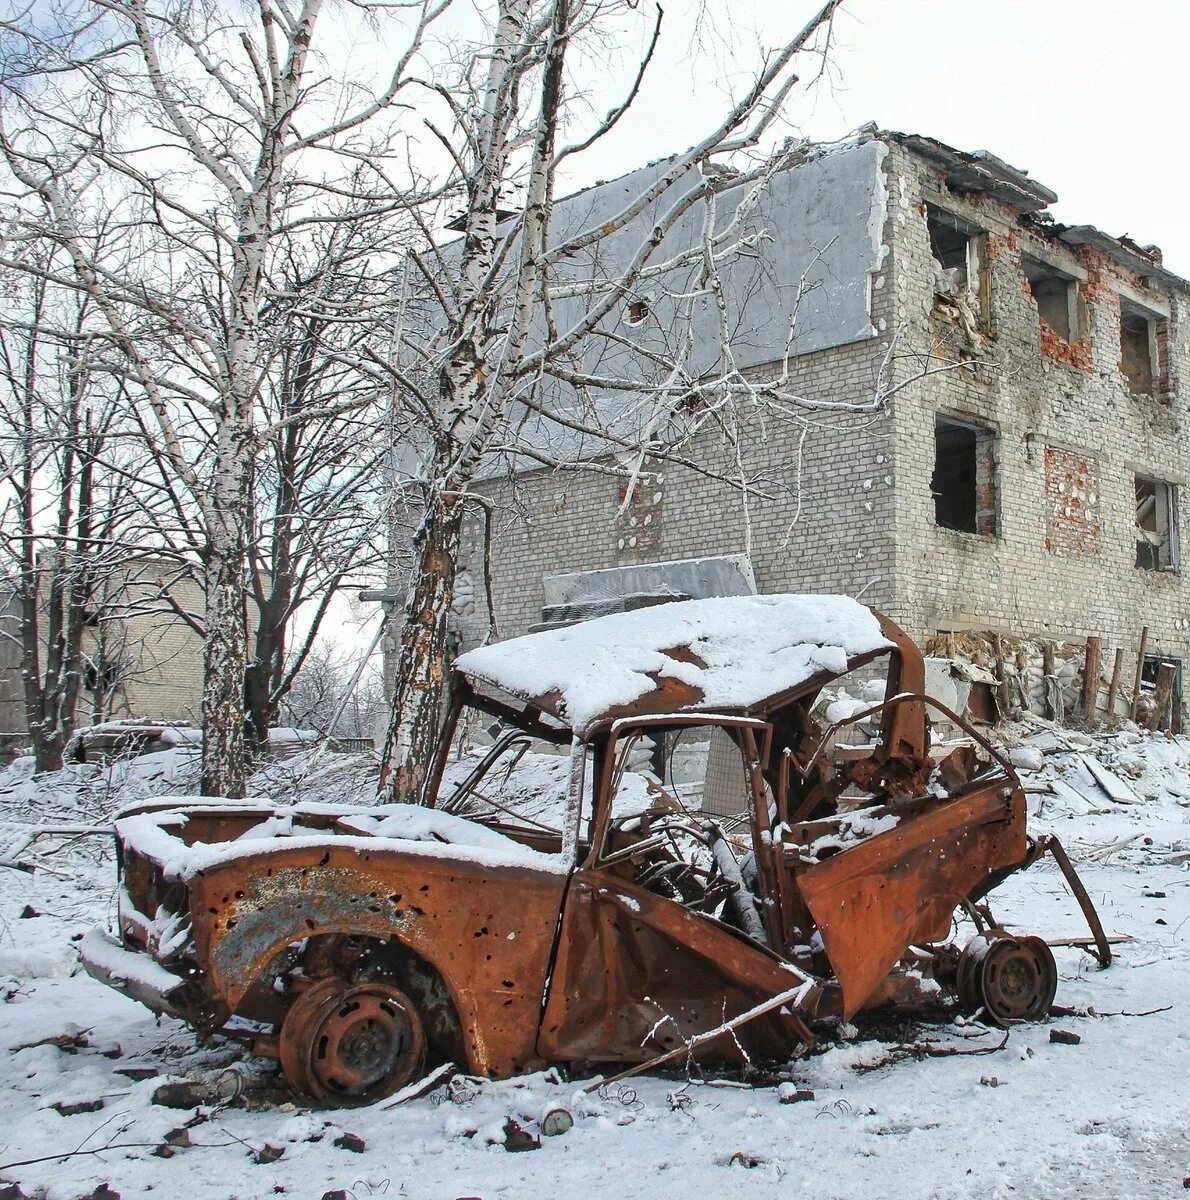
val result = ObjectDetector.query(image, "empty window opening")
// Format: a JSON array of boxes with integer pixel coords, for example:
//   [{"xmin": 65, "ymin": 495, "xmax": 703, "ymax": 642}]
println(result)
[
  {"xmin": 928, "ymin": 209, "xmax": 989, "ymax": 346},
  {"xmin": 1024, "ymin": 259, "xmax": 1079, "ymax": 342},
  {"xmin": 932, "ymin": 416, "xmax": 998, "ymax": 536},
  {"xmin": 927, "ymin": 209, "xmax": 986, "ymax": 296},
  {"xmin": 1135, "ymin": 474, "xmax": 1178, "ymax": 571},
  {"xmin": 928, "ymin": 213, "xmax": 970, "ymax": 277},
  {"xmin": 1120, "ymin": 301, "xmax": 1165, "ymax": 396}
]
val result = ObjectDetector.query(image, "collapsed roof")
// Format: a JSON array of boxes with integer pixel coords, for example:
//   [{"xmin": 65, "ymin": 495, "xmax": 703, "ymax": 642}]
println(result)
[
  {"xmin": 884, "ymin": 129, "xmax": 1186, "ymax": 292},
  {"xmin": 453, "ymin": 594, "xmax": 892, "ymax": 735}
]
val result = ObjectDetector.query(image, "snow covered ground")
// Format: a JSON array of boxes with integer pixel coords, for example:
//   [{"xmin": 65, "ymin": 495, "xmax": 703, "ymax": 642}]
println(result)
[{"xmin": 0, "ymin": 730, "xmax": 1187, "ymax": 1200}]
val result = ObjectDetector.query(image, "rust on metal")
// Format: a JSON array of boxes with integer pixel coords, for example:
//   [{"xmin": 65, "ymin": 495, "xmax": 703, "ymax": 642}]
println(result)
[{"xmin": 83, "ymin": 596, "xmax": 1111, "ymax": 1104}]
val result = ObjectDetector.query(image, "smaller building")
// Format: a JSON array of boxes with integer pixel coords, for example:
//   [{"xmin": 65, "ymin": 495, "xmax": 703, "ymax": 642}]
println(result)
[{"xmin": 0, "ymin": 557, "xmax": 207, "ymax": 751}]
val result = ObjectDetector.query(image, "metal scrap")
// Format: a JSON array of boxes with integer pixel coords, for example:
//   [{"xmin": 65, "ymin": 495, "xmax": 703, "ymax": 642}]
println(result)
[{"xmin": 82, "ymin": 598, "xmax": 1111, "ymax": 1105}]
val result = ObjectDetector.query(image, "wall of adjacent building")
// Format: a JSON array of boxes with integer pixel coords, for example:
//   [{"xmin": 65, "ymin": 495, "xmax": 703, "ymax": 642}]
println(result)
[
  {"xmin": 0, "ymin": 559, "xmax": 214, "ymax": 745},
  {"xmin": 462, "ymin": 327, "xmax": 903, "ymax": 648},
  {"xmin": 456, "ymin": 139, "xmax": 904, "ymax": 647},
  {"xmin": 91, "ymin": 561, "xmax": 207, "ymax": 724}
]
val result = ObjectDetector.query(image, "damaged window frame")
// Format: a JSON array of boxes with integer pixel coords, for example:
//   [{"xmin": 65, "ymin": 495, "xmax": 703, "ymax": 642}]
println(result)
[
  {"xmin": 1119, "ymin": 297, "xmax": 1167, "ymax": 397},
  {"xmin": 1141, "ymin": 655, "xmax": 1183, "ymax": 733},
  {"xmin": 932, "ymin": 413, "xmax": 1000, "ymax": 538},
  {"xmin": 927, "ymin": 205, "xmax": 990, "ymax": 337},
  {"xmin": 1022, "ymin": 256, "xmax": 1085, "ymax": 345},
  {"xmin": 1135, "ymin": 473, "xmax": 1179, "ymax": 572}
]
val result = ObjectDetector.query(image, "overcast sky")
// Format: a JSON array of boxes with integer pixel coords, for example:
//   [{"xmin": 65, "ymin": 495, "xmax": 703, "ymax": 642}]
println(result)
[{"xmin": 556, "ymin": 0, "xmax": 1190, "ymax": 278}]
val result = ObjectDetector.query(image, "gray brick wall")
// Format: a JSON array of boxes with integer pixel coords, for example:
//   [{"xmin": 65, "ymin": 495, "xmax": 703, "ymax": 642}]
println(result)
[{"xmin": 883, "ymin": 139, "xmax": 1190, "ymax": 687}]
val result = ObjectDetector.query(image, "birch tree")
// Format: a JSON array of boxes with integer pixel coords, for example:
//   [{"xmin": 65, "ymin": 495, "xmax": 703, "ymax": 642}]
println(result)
[
  {"xmin": 125, "ymin": 213, "xmax": 396, "ymax": 751},
  {"xmin": 0, "ymin": 0, "xmax": 451, "ymax": 795},
  {"xmin": 375, "ymin": 0, "xmax": 849, "ymax": 803}
]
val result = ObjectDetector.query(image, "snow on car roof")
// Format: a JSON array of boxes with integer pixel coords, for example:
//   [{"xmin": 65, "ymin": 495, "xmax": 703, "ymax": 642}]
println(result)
[{"xmin": 454, "ymin": 594, "xmax": 892, "ymax": 735}]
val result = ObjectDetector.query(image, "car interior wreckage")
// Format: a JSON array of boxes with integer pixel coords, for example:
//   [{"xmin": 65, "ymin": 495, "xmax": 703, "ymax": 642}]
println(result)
[{"xmin": 82, "ymin": 594, "xmax": 1112, "ymax": 1105}]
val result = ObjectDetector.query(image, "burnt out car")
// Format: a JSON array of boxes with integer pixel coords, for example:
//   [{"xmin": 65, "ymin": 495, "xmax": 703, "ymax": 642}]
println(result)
[{"xmin": 81, "ymin": 595, "xmax": 1109, "ymax": 1104}]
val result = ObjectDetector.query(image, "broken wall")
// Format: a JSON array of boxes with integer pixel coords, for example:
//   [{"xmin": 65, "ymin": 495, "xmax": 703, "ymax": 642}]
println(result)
[
  {"xmin": 885, "ymin": 137, "xmax": 1190, "ymax": 719},
  {"xmin": 446, "ymin": 132, "xmax": 1190, "ymax": 735}
]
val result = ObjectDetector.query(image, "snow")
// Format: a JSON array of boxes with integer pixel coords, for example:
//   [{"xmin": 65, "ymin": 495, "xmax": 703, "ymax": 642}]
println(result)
[
  {"xmin": 1, "ymin": 727, "xmax": 1189, "ymax": 1198},
  {"xmin": 78, "ymin": 928, "xmax": 187, "ymax": 999},
  {"xmin": 116, "ymin": 800, "xmax": 568, "ymax": 881},
  {"xmin": 456, "ymin": 594, "xmax": 892, "ymax": 734}
]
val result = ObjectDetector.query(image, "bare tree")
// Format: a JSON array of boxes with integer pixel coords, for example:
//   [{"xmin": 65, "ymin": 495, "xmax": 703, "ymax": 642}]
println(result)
[
  {"xmin": 280, "ymin": 638, "xmax": 386, "ymax": 740},
  {"xmin": 0, "ymin": 251, "xmax": 138, "ymax": 770},
  {"xmin": 125, "ymin": 211, "xmax": 397, "ymax": 751},
  {"xmin": 0, "ymin": 0, "xmax": 451, "ymax": 795},
  {"xmin": 373, "ymin": 0, "xmax": 850, "ymax": 803}
]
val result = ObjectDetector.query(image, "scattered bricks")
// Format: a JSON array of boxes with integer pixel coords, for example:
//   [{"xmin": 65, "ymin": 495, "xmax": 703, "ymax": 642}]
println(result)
[
  {"xmin": 501, "ymin": 1117, "xmax": 540, "ymax": 1153},
  {"xmin": 252, "ymin": 1143, "xmax": 285, "ymax": 1165},
  {"xmin": 1049, "ymin": 1029, "xmax": 1081, "ymax": 1045},
  {"xmin": 332, "ymin": 1132, "xmax": 366, "ymax": 1154},
  {"xmin": 777, "ymin": 1083, "xmax": 816, "ymax": 1104},
  {"xmin": 321, "ymin": 1193, "xmax": 350, "ymax": 1200},
  {"xmin": 87, "ymin": 1187, "xmax": 120, "ymax": 1200}
]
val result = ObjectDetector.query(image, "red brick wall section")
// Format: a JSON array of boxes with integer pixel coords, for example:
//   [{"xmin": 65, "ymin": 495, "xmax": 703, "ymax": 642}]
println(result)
[{"xmin": 1044, "ymin": 445, "xmax": 1101, "ymax": 557}]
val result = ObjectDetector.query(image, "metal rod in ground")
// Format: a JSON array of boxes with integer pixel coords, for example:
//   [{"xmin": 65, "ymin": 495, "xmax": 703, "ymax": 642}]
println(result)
[{"xmin": 582, "ymin": 982, "xmax": 815, "ymax": 1094}]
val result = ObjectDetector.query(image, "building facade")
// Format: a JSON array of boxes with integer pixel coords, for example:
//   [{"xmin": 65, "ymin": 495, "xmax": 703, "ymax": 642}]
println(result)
[
  {"xmin": 0, "ymin": 558, "xmax": 207, "ymax": 749},
  {"xmin": 421, "ymin": 129, "xmax": 1190, "ymax": 722}
]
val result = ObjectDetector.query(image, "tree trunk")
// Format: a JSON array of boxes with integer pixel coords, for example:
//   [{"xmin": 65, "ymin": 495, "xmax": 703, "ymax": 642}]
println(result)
[
  {"xmin": 379, "ymin": 492, "xmax": 464, "ymax": 806},
  {"xmin": 244, "ymin": 655, "xmax": 276, "ymax": 750},
  {"xmin": 201, "ymin": 432, "xmax": 252, "ymax": 797},
  {"xmin": 201, "ymin": 536, "xmax": 249, "ymax": 796}
]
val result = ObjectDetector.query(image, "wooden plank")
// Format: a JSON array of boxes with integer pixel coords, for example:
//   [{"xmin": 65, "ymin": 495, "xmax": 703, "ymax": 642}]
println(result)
[
  {"xmin": 991, "ymin": 634, "xmax": 1012, "ymax": 720},
  {"xmin": 1148, "ymin": 662, "xmax": 1177, "ymax": 731},
  {"xmin": 1082, "ymin": 755, "xmax": 1143, "ymax": 804},
  {"xmin": 1130, "ymin": 626, "xmax": 1149, "ymax": 721},
  {"xmin": 1106, "ymin": 647, "xmax": 1125, "ymax": 718},
  {"xmin": 1042, "ymin": 642, "xmax": 1057, "ymax": 720},
  {"xmin": 1081, "ymin": 636, "xmax": 1101, "ymax": 725}
]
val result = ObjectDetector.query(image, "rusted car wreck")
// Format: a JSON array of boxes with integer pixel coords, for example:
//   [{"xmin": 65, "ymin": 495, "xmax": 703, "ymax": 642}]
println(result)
[{"xmin": 82, "ymin": 595, "xmax": 1110, "ymax": 1104}]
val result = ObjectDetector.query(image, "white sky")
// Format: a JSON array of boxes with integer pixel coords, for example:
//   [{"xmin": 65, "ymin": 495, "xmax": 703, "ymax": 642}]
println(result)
[
  {"xmin": 553, "ymin": 0, "xmax": 1190, "ymax": 278},
  {"xmin": 334, "ymin": 0, "xmax": 1190, "ymax": 652}
]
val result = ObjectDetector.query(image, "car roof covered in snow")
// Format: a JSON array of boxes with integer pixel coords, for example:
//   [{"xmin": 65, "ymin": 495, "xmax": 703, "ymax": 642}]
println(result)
[{"xmin": 453, "ymin": 594, "xmax": 893, "ymax": 735}]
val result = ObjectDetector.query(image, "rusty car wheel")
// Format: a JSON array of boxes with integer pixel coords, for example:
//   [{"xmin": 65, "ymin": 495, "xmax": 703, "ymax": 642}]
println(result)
[
  {"xmin": 279, "ymin": 977, "xmax": 427, "ymax": 1104},
  {"xmin": 958, "ymin": 932, "xmax": 1057, "ymax": 1025}
]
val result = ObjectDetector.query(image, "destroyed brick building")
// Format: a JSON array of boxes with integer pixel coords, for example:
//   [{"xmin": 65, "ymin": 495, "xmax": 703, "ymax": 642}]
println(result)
[{"xmin": 420, "ymin": 128, "xmax": 1190, "ymax": 727}]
